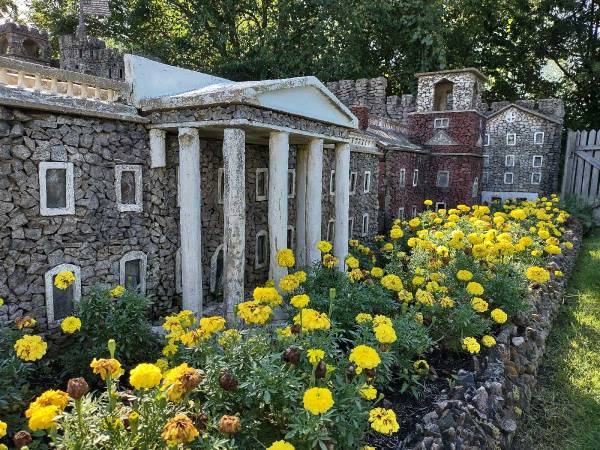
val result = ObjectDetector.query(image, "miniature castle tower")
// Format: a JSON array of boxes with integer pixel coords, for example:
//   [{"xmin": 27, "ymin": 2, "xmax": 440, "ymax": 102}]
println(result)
[
  {"xmin": 407, "ymin": 68, "xmax": 487, "ymax": 208},
  {"xmin": 58, "ymin": 33, "xmax": 125, "ymax": 79},
  {"xmin": 0, "ymin": 22, "xmax": 52, "ymax": 64}
]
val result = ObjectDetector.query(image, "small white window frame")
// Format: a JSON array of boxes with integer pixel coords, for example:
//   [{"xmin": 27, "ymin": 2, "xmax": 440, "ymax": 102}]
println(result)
[
  {"xmin": 436, "ymin": 170, "xmax": 450, "ymax": 188},
  {"xmin": 115, "ymin": 164, "xmax": 143, "ymax": 212},
  {"xmin": 39, "ymin": 161, "xmax": 75, "ymax": 216},
  {"xmin": 255, "ymin": 230, "xmax": 269, "ymax": 269},
  {"xmin": 361, "ymin": 213, "xmax": 369, "ymax": 237},
  {"xmin": 505, "ymin": 155, "xmax": 515, "ymax": 167},
  {"xmin": 399, "ymin": 168, "xmax": 406, "ymax": 187},
  {"xmin": 435, "ymin": 202, "xmax": 446, "ymax": 211},
  {"xmin": 45, "ymin": 263, "xmax": 81, "ymax": 324},
  {"xmin": 434, "ymin": 118, "xmax": 449, "ymax": 128},
  {"xmin": 363, "ymin": 171, "xmax": 371, "ymax": 193},
  {"xmin": 506, "ymin": 132, "xmax": 517, "ymax": 146},
  {"xmin": 534, "ymin": 131, "xmax": 544, "ymax": 145},
  {"xmin": 348, "ymin": 217, "xmax": 354, "ymax": 239},
  {"xmin": 532, "ymin": 155, "xmax": 543, "ymax": 168},
  {"xmin": 349, "ymin": 171, "xmax": 358, "ymax": 195},
  {"xmin": 504, "ymin": 172, "xmax": 514, "ymax": 185},
  {"xmin": 397, "ymin": 207, "xmax": 405, "ymax": 219},
  {"xmin": 412, "ymin": 169, "xmax": 419, "ymax": 187},
  {"xmin": 411, "ymin": 205, "xmax": 418, "ymax": 217},
  {"xmin": 217, "ymin": 168, "xmax": 224, "ymax": 205},
  {"xmin": 329, "ymin": 170, "xmax": 336, "ymax": 195},
  {"xmin": 531, "ymin": 172, "xmax": 542, "ymax": 185},
  {"xmin": 287, "ymin": 169, "xmax": 296, "ymax": 199},
  {"xmin": 119, "ymin": 250, "xmax": 147, "ymax": 294},
  {"xmin": 256, "ymin": 168, "xmax": 269, "ymax": 202},
  {"xmin": 484, "ymin": 133, "xmax": 490, "ymax": 146},
  {"xmin": 326, "ymin": 219, "xmax": 335, "ymax": 242}
]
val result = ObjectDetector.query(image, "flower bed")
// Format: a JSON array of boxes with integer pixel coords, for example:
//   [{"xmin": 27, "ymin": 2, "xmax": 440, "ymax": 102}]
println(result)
[{"xmin": 0, "ymin": 195, "xmax": 579, "ymax": 450}]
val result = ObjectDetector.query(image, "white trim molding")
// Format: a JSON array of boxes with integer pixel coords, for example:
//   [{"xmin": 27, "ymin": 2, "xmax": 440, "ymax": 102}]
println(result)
[
  {"xmin": 119, "ymin": 250, "xmax": 147, "ymax": 294},
  {"xmin": 533, "ymin": 131, "xmax": 544, "ymax": 145},
  {"xmin": 361, "ymin": 213, "xmax": 369, "ymax": 237},
  {"xmin": 363, "ymin": 171, "xmax": 371, "ymax": 193},
  {"xmin": 503, "ymin": 172, "xmax": 514, "ymax": 185},
  {"xmin": 39, "ymin": 161, "xmax": 75, "ymax": 216},
  {"xmin": 532, "ymin": 155, "xmax": 543, "ymax": 168},
  {"xmin": 115, "ymin": 164, "xmax": 143, "ymax": 212},
  {"xmin": 44, "ymin": 263, "xmax": 81, "ymax": 324},
  {"xmin": 349, "ymin": 171, "xmax": 357, "ymax": 195},
  {"xmin": 531, "ymin": 172, "xmax": 542, "ymax": 185}
]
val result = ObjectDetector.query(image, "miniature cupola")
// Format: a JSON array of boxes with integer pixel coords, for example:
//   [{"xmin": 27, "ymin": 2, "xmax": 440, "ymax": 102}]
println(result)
[{"xmin": 414, "ymin": 68, "xmax": 486, "ymax": 113}]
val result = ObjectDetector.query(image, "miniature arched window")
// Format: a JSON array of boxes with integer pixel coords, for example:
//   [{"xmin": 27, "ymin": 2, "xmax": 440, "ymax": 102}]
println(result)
[
  {"xmin": 255, "ymin": 230, "xmax": 269, "ymax": 269},
  {"xmin": 210, "ymin": 244, "xmax": 224, "ymax": 294},
  {"xmin": 472, "ymin": 177, "xmax": 479, "ymax": 197},
  {"xmin": 433, "ymin": 79, "xmax": 454, "ymax": 111},
  {"xmin": 45, "ymin": 264, "xmax": 81, "ymax": 324},
  {"xmin": 0, "ymin": 37, "xmax": 8, "ymax": 55},
  {"xmin": 22, "ymin": 39, "xmax": 41, "ymax": 59},
  {"xmin": 119, "ymin": 251, "xmax": 147, "ymax": 294}
]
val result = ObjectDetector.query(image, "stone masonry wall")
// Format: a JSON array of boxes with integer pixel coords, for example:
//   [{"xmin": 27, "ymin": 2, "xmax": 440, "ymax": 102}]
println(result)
[{"xmin": 415, "ymin": 71, "xmax": 484, "ymax": 112}]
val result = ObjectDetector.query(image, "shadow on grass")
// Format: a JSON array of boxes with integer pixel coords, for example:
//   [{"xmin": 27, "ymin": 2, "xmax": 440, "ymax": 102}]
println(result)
[{"xmin": 513, "ymin": 229, "xmax": 600, "ymax": 450}]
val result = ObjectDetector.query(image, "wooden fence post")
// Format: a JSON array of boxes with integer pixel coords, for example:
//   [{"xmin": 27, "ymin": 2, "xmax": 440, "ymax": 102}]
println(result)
[{"xmin": 561, "ymin": 129, "xmax": 577, "ymax": 198}]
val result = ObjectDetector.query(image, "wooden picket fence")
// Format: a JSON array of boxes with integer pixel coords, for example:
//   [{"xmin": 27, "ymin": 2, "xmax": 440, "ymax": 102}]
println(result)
[{"xmin": 561, "ymin": 129, "xmax": 600, "ymax": 206}]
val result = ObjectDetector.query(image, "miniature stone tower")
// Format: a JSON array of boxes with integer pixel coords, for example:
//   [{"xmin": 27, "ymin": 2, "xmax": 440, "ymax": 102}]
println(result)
[
  {"xmin": 408, "ymin": 68, "xmax": 487, "ymax": 208},
  {"xmin": 0, "ymin": 22, "xmax": 52, "ymax": 64}
]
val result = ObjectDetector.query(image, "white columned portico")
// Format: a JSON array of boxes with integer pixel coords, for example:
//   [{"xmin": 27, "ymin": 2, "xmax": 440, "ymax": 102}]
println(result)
[
  {"xmin": 295, "ymin": 145, "xmax": 308, "ymax": 267},
  {"xmin": 178, "ymin": 127, "xmax": 203, "ymax": 313},
  {"xmin": 305, "ymin": 138, "xmax": 324, "ymax": 265},
  {"xmin": 268, "ymin": 131, "xmax": 289, "ymax": 284},
  {"xmin": 333, "ymin": 142, "xmax": 350, "ymax": 270},
  {"xmin": 222, "ymin": 128, "xmax": 246, "ymax": 322}
]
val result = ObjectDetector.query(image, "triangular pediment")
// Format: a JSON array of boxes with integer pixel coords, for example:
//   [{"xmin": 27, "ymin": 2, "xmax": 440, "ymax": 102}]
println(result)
[{"xmin": 425, "ymin": 130, "xmax": 459, "ymax": 146}]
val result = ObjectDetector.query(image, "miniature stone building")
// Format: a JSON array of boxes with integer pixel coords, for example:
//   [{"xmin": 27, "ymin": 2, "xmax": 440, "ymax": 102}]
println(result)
[
  {"xmin": 58, "ymin": 33, "xmax": 125, "ymax": 80},
  {"xmin": 0, "ymin": 22, "xmax": 52, "ymax": 64}
]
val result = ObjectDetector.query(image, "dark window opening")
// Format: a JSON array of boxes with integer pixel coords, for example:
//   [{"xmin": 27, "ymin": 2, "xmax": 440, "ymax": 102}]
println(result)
[
  {"xmin": 46, "ymin": 168, "xmax": 67, "ymax": 208},
  {"xmin": 433, "ymin": 79, "xmax": 454, "ymax": 111},
  {"xmin": 124, "ymin": 259, "xmax": 142, "ymax": 291},
  {"xmin": 120, "ymin": 171, "xmax": 136, "ymax": 204},
  {"xmin": 52, "ymin": 276, "xmax": 74, "ymax": 320}
]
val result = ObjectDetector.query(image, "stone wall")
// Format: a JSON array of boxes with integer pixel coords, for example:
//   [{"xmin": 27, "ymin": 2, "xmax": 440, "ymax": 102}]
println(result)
[
  {"xmin": 0, "ymin": 22, "xmax": 52, "ymax": 64},
  {"xmin": 400, "ymin": 222, "xmax": 582, "ymax": 450},
  {"xmin": 58, "ymin": 34, "xmax": 125, "ymax": 80},
  {"xmin": 415, "ymin": 70, "xmax": 484, "ymax": 112}
]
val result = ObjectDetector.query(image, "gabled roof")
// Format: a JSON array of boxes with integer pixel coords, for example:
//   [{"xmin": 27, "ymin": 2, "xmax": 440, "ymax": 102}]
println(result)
[
  {"xmin": 364, "ymin": 123, "xmax": 422, "ymax": 152},
  {"xmin": 125, "ymin": 55, "xmax": 358, "ymax": 129},
  {"xmin": 486, "ymin": 103, "xmax": 561, "ymax": 124}
]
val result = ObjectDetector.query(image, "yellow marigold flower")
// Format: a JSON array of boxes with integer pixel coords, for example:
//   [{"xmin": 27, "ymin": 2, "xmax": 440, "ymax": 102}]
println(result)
[
  {"xmin": 554, "ymin": 270, "xmax": 564, "ymax": 278},
  {"xmin": 412, "ymin": 275, "xmax": 425, "ymax": 286},
  {"xmin": 0, "ymin": 421, "xmax": 5, "ymax": 439},
  {"xmin": 510, "ymin": 209, "xmax": 527, "ymax": 220},
  {"xmin": 374, "ymin": 324, "xmax": 397, "ymax": 344},
  {"xmin": 456, "ymin": 270, "xmax": 473, "ymax": 281},
  {"xmin": 277, "ymin": 326, "xmax": 293, "ymax": 338},
  {"xmin": 280, "ymin": 274, "xmax": 301, "ymax": 292},
  {"xmin": 440, "ymin": 296, "xmax": 455, "ymax": 308},
  {"xmin": 54, "ymin": 271, "xmax": 75, "ymax": 289},
  {"xmin": 307, "ymin": 348, "xmax": 325, "ymax": 365},
  {"xmin": 90, "ymin": 358, "xmax": 124, "ymax": 380},
  {"xmin": 15, "ymin": 315, "xmax": 37, "ymax": 329},
  {"xmin": 26, "ymin": 390, "xmax": 69, "ymax": 417},
  {"xmin": 481, "ymin": 335, "xmax": 496, "ymax": 347},
  {"xmin": 462, "ymin": 337, "xmax": 480, "ymax": 354},
  {"xmin": 544, "ymin": 244, "xmax": 562, "ymax": 255},
  {"xmin": 237, "ymin": 300, "xmax": 272, "ymax": 325},
  {"xmin": 110, "ymin": 285, "xmax": 125, "ymax": 298},
  {"xmin": 276, "ymin": 248, "xmax": 295, "ymax": 268},
  {"xmin": 293, "ymin": 308, "xmax": 331, "ymax": 332},
  {"xmin": 466, "ymin": 281, "xmax": 484, "ymax": 296},
  {"xmin": 360, "ymin": 384, "xmax": 377, "ymax": 400},
  {"xmin": 371, "ymin": 267, "xmax": 384, "ymax": 278},
  {"xmin": 381, "ymin": 274, "xmax": 403, "ymax": 292},
  {"xmin": 253, "ymin": 286, "xmax": 282, "ymax": 307},
  {"xmin": 390, "ymin": 227, "xmax": 404, "ymax": 239},
  {"xmin": 373, "ymin": 315, "xmax": 392, "ymax": 327},
  {"xmin": 317, "ymin": 240, "xmax": 333, "ymax": 253},
  {"xmin": 349, "ymin": 345, "xmax": 381, "ymax": 370},
  {"xmin": 346, "ymin": 255, "xmax": 360, "ymax": 269},
  {"xmin": 408, "ymin": 217, "xmax": 421, "ymax": 228},
  {"xmin": 60, "ymin": 316, "xmax": 81, "ymax": 334},
  {"xmin": 525, "ymin": 266, "xmax": 550, "ymax": 284},
  {"xmin": 348, "ymin": 268, "xmax": 363, "ymax": 282},
  {"xmin": 397, "ymin": 289, "xmax": 413, "ymax": 302},
  {"xmin": 424, "ymin": 199, "xmax": 433, "ymax": 206},
  {"xmin": 161, "ymin": 414, "xmax": 199, "ymax": 445},
  {"xmin": 349, "ymin": 239, "xmax": 360, "ymax": 247},
  {"xmin": 129, "ymin": 363, "xmax": 162, "ymax": 390},
  {"xmin": 155, "ymin": 358, "xmax": 169, "ymax": 372},
  {"xmin": 267, "ymin": 441, "xmax": 295, "ymax": 450},
  {"xmin": 356, "ymin": 313, "xmax": 373, "ymax": 324},
  {"xmin": 14, "ymin": 334, "xmax": 47, "ymax": 361},
  {"xmin": 471, "ymin": 297, "xmax": 489, "ymax": 313},
  {"xmin": 303, "ymin": 387, "xmax": 334, "ymax": 415},
  {"xmin": 564, "ymin": 241, "xmax": 574, "ymax": 249},
  {"xmin": 415, "ymin": 312, "xmax": 424, "ymax": 324},
  {"xmin": 415, "ymin": 289, "xmax": 434, "ymax": 306},
  {"xmin": 413, "ymin": 359, "xmax": 429, "ymax": 374},
  {"xmin": 369, "ymin": 407, "xmax": 399, "ymax": 435},
  {"xmin": 491, "ymin": 308, "xmax": 508, "ymax": 324},
  {"xmin": 28, "ymin": 405, "xmax": 60, "ymax": 431},
  {"xmin": 322, "ymin": 253, "xmax": 338, "ymax": 268},
  {"xmin": 290, "ymin": 293, "xmax": 310, "ymax": 309},
  {"xmin": 200, "ymin": 316, "xmax": 227, "ymax": 334},
  {"xmin": 161, "ymin": 363, "xmax": 201, "ymax": 403},
  {"xmin": 218, "ymin": 329, "xmax": 242, "ymax": 347},
  {"xmin": 293, "ymin": 270, "xmax": 307, "ymax": 283}
]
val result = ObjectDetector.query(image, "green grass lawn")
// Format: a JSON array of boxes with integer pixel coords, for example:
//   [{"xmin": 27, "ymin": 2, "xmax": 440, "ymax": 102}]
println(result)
[{"xmin": 514, "ymin": 228, "xmax": 600, "ymax": 450}]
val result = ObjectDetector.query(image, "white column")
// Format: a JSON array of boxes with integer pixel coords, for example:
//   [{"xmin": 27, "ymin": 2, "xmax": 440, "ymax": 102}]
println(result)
[
  {"xmin": 305, "ymin": 138, "xmax": 323, "ymax": 265},
  {"xmin": 178, "ymin": 127, "xmax": 203, "ymax": 314},
  {"xmin": 333, "ymin": 142, "xmax": 350, "ymax": 271},
  {"xmin": 268, "ymin": 132, "xmax": 289, "ymax": 284},
  {"xmin": 149, "ymin": 129, "xmax": 166, "ymax": 168},
  {"xmin": 295, "ymin": 145, "xmax": 308, "ymax": 267},
  {"xmin": 222, "ymin": 128, "xmax": 246, "ymax": 322}
]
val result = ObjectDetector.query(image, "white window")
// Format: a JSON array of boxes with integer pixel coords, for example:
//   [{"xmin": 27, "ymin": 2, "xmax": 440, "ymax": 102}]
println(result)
[
  {"xmin": 256, "ymin": 168, "xmax": 268, "ymax": 201},
  {"xmin": 505, "ymin": 155, "xmax": 515, "ymax": 167},
  {"xmin": 397, "ymin": 207, "xmax": 404, "ymax": 219},
  {"xmin": 411, "ymin": 205, "xmax": 418, "ymax": 217},
  {"xmin": 483, "ymin": 155, "xmax": 490, "ymax": 167},
  {"xmin": 287, "ymin": 226, "xmax": 294, "ymax": 249},
  {"xmin": 217, "ymin": 168, "xmax": 224, "ymax": 204},
  {"xmin": 329, "ymin": 170, "xmax": 336, "ymax": 195},
  {"xmin": 482, "ymin": 172, "xmax": 489, "ymax": 184},
  {"xmin": 349, "ymin": 171, "xmax": 357, "ymax": 195},
  {"xmin": 532, "ymin": 155, "xmax": 543, "ymax": 168},
  {"xmin": 120, "ymin": 251, "xmax": 147, "ymax": 294},
  {"xmin": 504, "ymin": 172, "xmax": 514, "ymax": 184},
  {"xmin": 255, "ymin": 230, "xmax": 269, "ymax": 269},
  {"xmin": 435, "ymin": 201, "xmax": 446, "ymax": 211},
  {"xmin": 412, "ymin": 169, "xmax": 419, "ymax": 187},
  {"xmin": 326, "ymin": 219, "xmax": 335, "ymax": 241},
  {"xmin": 505, "ymin": 110, "xmax": 516, "ymax": 123},
  {"xmin": 209, "ymin": 244, "xmax": 224, "ymax": 294},
  {"xmin": 399, "ymin": 168, "xmax": 406, "ymax": 187},
  {"xmin": 436, "ymin": 170, "xmax": 450, "ymax": 188},
  {"xmin": 288, "ymin": 169, "xmax": 296, "ymax": 199},
  {"xmin": 175, "ymin": 248, "xmax": 182, "ymax": 294},
  {"xmin": 44, "ymin": 263, "xmax": 81, "ymax": 324},
  {"xmin": 531, "ymin": 172, "xmax": 542, "ymax": 185},
  {"xmin": 361, "ymin": 213, "xmax": 369, "ymax": 237},
  {"xmin": 472, "ymin": 177, "xmax": 479, "ymax": 197},
  {"xmin": 348, "ymin": 217, "xmax": 354, "ymax": 239},
  {"xmin": 115, "ymin": 165, "xmax": 143, "ymax": 212},
  {"xmin": 434, "ymin": 118, "xmax": 449, "ymax": 128},
  {"xmin": 534, "ymin": 131, "xmax": 544, "ymax": 145},
  {"xmin": 484, "ymin": 133, "xmax": 490, "ymax": 146},
  {"xmin": 363, "ymin": 171, "xmax": 371, "ymax": 193},
  {"xmin": 506, "ymin": 132, "xmax": 516, "ymax": 146},
  {"xmin": 39, "ymin": 161, "xmax": 75, "ymax": 216}
]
